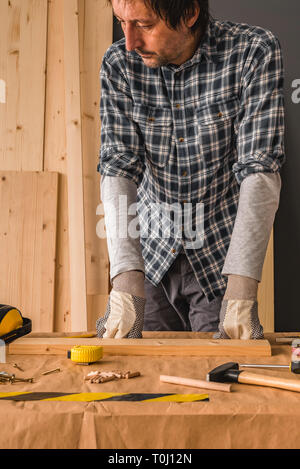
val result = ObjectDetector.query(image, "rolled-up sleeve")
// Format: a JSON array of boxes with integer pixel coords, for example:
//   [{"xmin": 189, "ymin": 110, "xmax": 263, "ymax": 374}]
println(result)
[
  {"xmin": 98, "ymin": 53, "xmax": 145, "ymax": 186},
  {"xmin": 232, "ymin": 35, "xmax": 286, "ymax": 184}
]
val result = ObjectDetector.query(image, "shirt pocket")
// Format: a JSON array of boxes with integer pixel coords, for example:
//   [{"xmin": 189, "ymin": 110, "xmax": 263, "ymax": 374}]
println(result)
[
  {"xmin": 133, "ymin": 104, "xmax": 173, "ymax": 167},
  {"xmin": 196, "ymin": 96, "xmax": 239, "ymax": 167}
]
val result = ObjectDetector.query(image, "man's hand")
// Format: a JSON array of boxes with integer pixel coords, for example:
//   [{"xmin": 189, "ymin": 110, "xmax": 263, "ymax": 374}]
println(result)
[
  {"xmin": 96, "ymin": 271, "xmax": 145, "ymax": 339},
  {"xmin": 214, "ymin": 275, "xmax": 264, "ymax": 340}
]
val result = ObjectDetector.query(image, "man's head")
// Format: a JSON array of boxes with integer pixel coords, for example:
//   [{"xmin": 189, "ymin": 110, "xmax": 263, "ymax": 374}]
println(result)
[{"xmin": 110, "ymin": 0, "xmax": 210, "ymax": 68}]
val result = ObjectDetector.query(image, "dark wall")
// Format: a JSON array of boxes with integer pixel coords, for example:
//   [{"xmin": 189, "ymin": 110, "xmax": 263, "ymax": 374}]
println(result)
[{"xmin": 112, "ymin": 1, "xmax": 300, "ymax": 331}]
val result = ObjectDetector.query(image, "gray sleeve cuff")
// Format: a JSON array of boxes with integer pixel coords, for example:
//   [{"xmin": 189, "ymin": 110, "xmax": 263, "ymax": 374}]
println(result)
[
  {"xmin": 100, "ymin": 175, "xmax": 145, "ymax": 283},
  {"xmin": 222, "ymin": 172, "xmax": 281, "ymax": 281}
]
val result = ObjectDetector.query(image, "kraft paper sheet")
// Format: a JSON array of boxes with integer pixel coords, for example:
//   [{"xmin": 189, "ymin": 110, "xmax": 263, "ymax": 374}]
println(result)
[{"xmin": 0, "ymin": 333, "xmax": 299, "ymax": 449}]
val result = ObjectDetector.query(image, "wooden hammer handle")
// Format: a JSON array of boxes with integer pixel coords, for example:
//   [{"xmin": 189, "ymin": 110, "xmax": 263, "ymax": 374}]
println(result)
[
  {"xmin": 239, "ymin": 371, "xmax": 300, "ymax": 393},
  {"xmin": 160, "ymin": 375, "xmax": 232, "ymax": 393}
]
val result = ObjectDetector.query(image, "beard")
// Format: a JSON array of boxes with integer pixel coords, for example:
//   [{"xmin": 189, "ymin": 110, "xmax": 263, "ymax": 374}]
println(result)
[{"xmin": 135, "ymin": 50, "xmax": 175, "ymax": 68}]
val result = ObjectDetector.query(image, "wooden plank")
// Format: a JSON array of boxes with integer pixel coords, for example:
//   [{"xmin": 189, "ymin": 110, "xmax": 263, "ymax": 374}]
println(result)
[
  {"xmin": 44, "ymin": 0, "xmax": 71, "ymax": 332},
  {"xmin": 87, "ymin": 294, "xmax": 109, "ymax": 331},
  {"xmin": 0, "ymin": 0, "xmax": 48, "ymax": 171},
  {"xmin": 258, "ymin": 231, "xmax": 274, "ymax": 332},
  {"xmin": 63, "ymin": 0, "xmax": 87, "ymax": 331},
  {"xmin": 78, "ymin": 0, "xmax": 112, "ymax": 299},
  {"xmin": 8, "ymin": 337, "xmax": 271, "ymax": 357},
  {"xmin": 0, "ymin": 171, "xmax": 58, "ymax": 331},
  {"xmin": 44, "ymin": 0, "xmax": 113, "ymax": 332}
]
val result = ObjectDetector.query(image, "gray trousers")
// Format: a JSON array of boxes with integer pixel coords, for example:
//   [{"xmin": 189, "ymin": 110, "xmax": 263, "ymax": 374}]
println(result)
[{"xmin": 143, "ymin": 253, "xmax": 223, "ymax": 332}]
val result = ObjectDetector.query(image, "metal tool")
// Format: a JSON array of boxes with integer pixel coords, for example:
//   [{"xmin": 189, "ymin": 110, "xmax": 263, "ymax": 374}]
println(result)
[
  {"xmin": 241, "ymin": 339, "xmax": 300, "ymax": 374},
  {"xmin": 240, "ymin": 363, "xmax": 300, "ymax": 374},
  {"xmin": 207, "ymin": 362, "xmax": 300, "ymax": 393}
]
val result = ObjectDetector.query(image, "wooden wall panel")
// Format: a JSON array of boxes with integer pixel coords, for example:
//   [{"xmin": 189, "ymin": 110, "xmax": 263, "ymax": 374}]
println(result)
[{"xmin": 0, "ymin": 0, "xmax": 48, "ymax": 171}]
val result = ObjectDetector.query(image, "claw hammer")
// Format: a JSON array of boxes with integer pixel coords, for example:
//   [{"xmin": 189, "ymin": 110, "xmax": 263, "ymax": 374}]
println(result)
[{"xmin": 207, "ymin": 362, "xmax": 300, "ymax": 393}]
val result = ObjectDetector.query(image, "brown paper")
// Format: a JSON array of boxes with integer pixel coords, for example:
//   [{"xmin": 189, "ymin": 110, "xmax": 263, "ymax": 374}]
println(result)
[{"xmin": 0, "ymin": 332, "xmax": 300, "ymax": 449}]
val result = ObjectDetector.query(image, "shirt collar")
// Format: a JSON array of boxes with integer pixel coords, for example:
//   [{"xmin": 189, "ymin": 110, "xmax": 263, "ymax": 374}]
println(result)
[{"xmin": 196, "ymin": 18, "xmax": 219, "ymax": 64}]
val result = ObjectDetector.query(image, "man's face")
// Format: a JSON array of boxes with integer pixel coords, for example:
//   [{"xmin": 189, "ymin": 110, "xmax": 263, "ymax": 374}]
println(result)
[{"xmin": 111, "ymin": 0, "xmax": 200, "ymax": 68}]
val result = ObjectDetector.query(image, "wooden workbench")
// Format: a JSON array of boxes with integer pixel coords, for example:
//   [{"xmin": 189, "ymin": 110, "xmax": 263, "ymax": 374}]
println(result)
[{"xmin": 1, "ymin": 332, "xmax": 300, "ymax": 449}]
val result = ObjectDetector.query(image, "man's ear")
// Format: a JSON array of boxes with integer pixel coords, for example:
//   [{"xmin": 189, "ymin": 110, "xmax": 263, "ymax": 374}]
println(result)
[{"xmin": 185, "ymin": 2, "xmax": 200, "ymax": 29}]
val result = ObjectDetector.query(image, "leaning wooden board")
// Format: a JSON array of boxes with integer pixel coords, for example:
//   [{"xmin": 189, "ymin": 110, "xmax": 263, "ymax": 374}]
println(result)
[
  {"xmin": 8, "ymin": 337, "xmax": 271, "ymax": 357},
  {"xmin": 0, "ymin": 171, "xmax": 58, "ymax": 332}
]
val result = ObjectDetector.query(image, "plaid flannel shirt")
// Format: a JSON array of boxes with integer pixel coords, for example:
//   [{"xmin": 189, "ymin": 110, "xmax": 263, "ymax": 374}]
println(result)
[{"xmin": 98, "ymin": 18, "xmax": 285, "ymax": 302}]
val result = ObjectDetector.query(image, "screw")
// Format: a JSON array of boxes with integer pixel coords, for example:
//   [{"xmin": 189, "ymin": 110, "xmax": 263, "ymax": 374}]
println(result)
[
  {"xmin": 12, "ymin": 377, "xmax": 34, "ymax": 383},
  {"xmin": 42, "ymin": 367, "xmax": 61, "ymax": 376},
  {"xmin": 12, "ymin": 363, "xmax": 24, "ymax": 372}
]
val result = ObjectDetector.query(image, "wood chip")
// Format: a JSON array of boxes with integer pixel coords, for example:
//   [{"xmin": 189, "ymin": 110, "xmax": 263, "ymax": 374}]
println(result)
[{"xmin": 84, "ymin": 370, "xmax": 141, "ymax": 383}]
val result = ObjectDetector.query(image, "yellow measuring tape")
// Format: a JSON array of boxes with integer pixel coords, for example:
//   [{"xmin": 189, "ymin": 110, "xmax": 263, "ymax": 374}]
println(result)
[{"xmin": 67, "ymin": 345, "xmax": 103, "ymax": 364}]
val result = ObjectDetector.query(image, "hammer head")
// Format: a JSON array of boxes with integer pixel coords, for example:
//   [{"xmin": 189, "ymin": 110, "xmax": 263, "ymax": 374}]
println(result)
[{"xmin": 207, "ymin": 362, "xmax": 242, "ymax": 383}]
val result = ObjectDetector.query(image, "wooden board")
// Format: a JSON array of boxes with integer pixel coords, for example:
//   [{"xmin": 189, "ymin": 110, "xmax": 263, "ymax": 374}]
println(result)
[
  {"xmin": 8, "ymin": 337, "xmax": 271, "ymax": 357},
  {"xmin": 258, "ymin": 231, "xmax": 274, "ymax": 332},
  {"xmin": 0, "ymin": 171, "xmax": 58, "ymax": 331},
  {"xmin": 44, "ymin": 0, "xmax": 113, "ymax": 332},
  {"xmin": 44, "ymin": 0, "xmax": 71, "ymax": 332},
  {"xmin": 78, "ymin": 0, "xmax": 112, "ymax": 299},
  {"xmin": 63, "ymin": 0, "xmax": 88, "ymax": 331},
  {"xmin": 0, "ymin": 0, "xmax": 48, "ymax": 171}
]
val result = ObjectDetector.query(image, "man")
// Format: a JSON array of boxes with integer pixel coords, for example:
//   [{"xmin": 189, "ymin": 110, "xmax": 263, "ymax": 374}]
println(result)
[{"xmin": 96, "ymin": 0, "xmax": 285, "ymax": 339}]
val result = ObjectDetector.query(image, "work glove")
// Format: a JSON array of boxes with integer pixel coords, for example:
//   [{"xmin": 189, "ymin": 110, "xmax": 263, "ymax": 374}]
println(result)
[
  {"xmin": 96, "ymin": 271, "xmax": 145, "ymax": 339},
  {"xmin": 213, "ymin": 275, "xmax": 264, "ymax": 340}
]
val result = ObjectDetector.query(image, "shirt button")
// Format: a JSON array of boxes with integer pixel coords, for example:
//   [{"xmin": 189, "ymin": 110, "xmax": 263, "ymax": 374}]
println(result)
[
  {"xmin": 179, "ymin": 137, "xmax": 185, "ymax": 142},
  {"xmin": 182, "ymin": 170, "xmax": 187, "ymax": 176},
  {"xmin": 148, "ymin": 117, "xmax": 155, "ymax": 122},
  {"xmin": 218, "ymin": 112, "xmax": 223, "ymax": 118},
  {"xmin": 175, "ymin": 104, "xmax": 181, "ymax": 109},
  {"xmin": 171, "ymin": 249, "xmax": 176, "ymax": 254}
]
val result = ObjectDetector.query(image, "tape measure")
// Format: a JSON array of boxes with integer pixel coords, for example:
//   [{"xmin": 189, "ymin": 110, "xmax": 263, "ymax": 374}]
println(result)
[
  {"xmin": 0, "ymin": 305, "xmax": 32, "ymax": 344},
  {"xmin": 67, "ymin": 345, "xmax": 103, "ymax": 365}
]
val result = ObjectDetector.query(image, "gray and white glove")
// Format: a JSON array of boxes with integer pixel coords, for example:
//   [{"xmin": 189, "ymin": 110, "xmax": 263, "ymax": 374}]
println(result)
[
  {"xmin": 96, "ymin": 271, "xmax": 145, "ymax": 339},
  {"xmin": 96, "ymin": 289, "xmax": 145, "ymax": 338},
  {"xmin": 213, "ymin": 274, "xmax": 264, "ymax": 340},
  {"xmin": 213, "ymin": 299, "xmax": 264, "ymax": 340}
]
